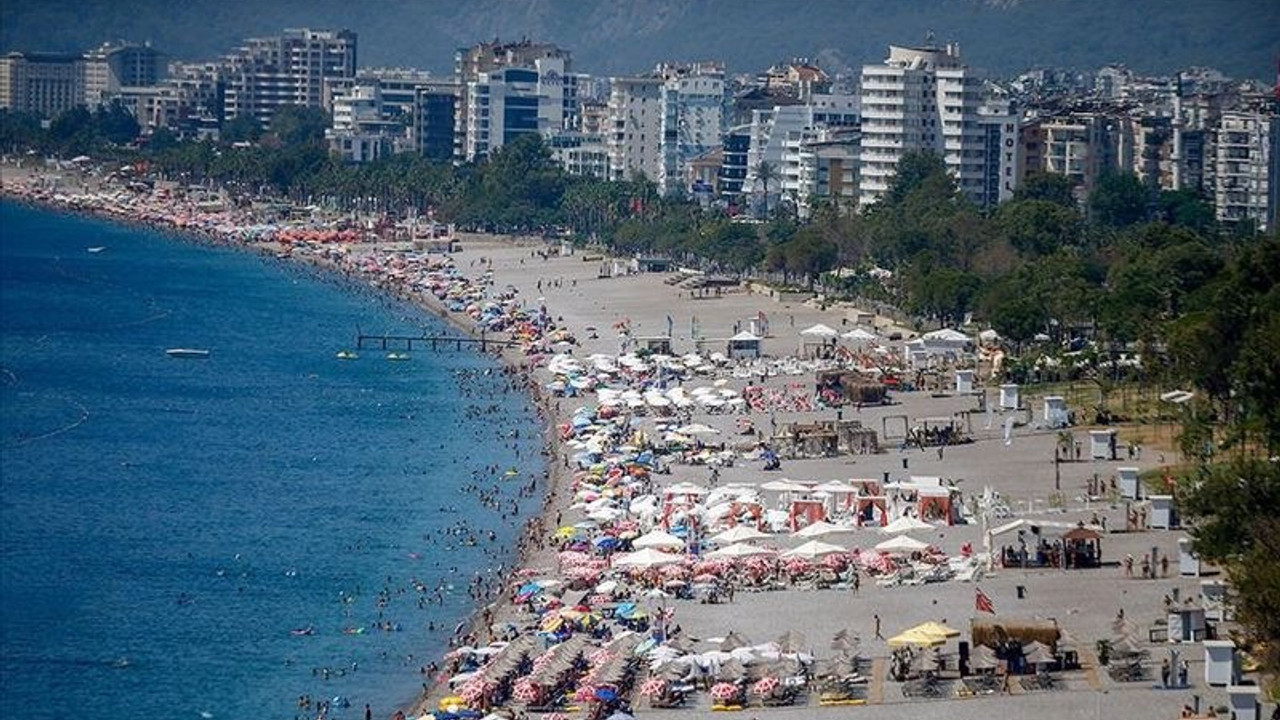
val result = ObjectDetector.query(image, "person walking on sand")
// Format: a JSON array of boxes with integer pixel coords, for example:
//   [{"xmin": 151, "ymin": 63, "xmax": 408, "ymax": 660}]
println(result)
[{"xmin": 874, "ymin": 614, "xmax": 883, "ymax": 640}]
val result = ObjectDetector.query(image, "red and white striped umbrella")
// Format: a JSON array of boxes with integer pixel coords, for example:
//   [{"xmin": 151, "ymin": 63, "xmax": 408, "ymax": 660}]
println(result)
[
  {"xmin": 638, "ymin": 677, "xmax": 667, "ymax": 696},
  {"xmin": 458, "ymin": 682, "xmax": 485, "ymax": 703},
  {"xmin": 588, "ymin": 648, "xmax": 617, "ymax": 665},
  {"xmin": 544, "ymin": 713, "xmax": 569, "ymax": 720},
  {"xmin": 573, "ymin": 684, "xmax": 598, "ymax": 702},
  {"xmin": 710, "ymin": 682, "xmax": 740, "ymax": 701},
  {"xmin": 751, "ymin": 676, "xmax": 780, "ymax": 696}
]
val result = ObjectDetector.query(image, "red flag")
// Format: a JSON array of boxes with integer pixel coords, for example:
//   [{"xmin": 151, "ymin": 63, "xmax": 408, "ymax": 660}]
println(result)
[{"xmin": 976, "ymin": 587, "xmax": 996, "ymax": 614}]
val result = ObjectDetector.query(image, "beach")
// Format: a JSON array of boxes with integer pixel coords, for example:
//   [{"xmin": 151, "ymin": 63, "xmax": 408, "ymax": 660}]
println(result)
[{"xmin": 2, "ymin": 158, "xmax": 1266, "ymax": 720}]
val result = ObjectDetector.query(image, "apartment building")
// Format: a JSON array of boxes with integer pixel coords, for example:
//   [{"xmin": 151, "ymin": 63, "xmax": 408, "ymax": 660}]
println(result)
[
  {"xmin": 657, "ymin": 64, "xmax": 725, "ymax": 195},
  {"xmin": 859, "ymin": 43, "xmax": 1014, "ymax": 208},
  {"xmin": 221, "ymin": 28, "xmax": 357, "ymax": 126},
  {"xmin": 1213, "ymin": 110, "xmax": 1279, "ymax": 232},
  {"xmin": 83, "ymin": 42, "xmax": 164, "ymax": 108},
  {"xmin": 606, "ymin": 76, "xmax": 664, "ymax": 183}
]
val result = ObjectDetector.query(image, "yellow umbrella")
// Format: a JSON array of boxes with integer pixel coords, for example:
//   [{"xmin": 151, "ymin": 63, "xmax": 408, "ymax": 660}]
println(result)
[
  {"xmin": 887, "ymin": 628, "xmax": 946, "ymax": 648},
  {"xmin": 909, "ymin": 621, "xmax": 961, "ymax": 639},
  {"xmin": 555, "ymin": 526, "xmax": 579, "ymax": 538},
  {"xmin": 437, "ymin": 696, "xmax": 469, "ymax": 712}
]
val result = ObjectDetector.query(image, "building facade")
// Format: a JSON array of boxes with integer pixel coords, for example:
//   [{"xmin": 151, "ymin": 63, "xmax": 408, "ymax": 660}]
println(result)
[
  {"xmin": 606, "ymin": 76, "xmax": 663, "ymax": 182},
  {"xmin": 0, "ymin": 52, "xmax": 85, "ymax": 117},
  {"xmin": 221, "ymin": 28, "xmax": 357, "ymax": 126},
  {"xmin": 1213, "ymin": 110, "xmax": 1279, "ymax": 232}
]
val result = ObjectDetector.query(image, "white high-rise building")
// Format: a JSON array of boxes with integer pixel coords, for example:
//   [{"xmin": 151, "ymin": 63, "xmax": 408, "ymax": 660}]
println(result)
[
  {"xmin": 657, "ymin": 66, "xmax": 725, "ymax": 195},
  {"xmin": 743, "ymin": 95, "xmax": 858, "ymax": 214},
  {"xmin": 1213, "ymin": 110, "xmax": 1279, "ymax": 232},
  {"xmin": 221, "ymin": 28, "xmax": 357, "ymax": 126},
  {"xmin": 859, "ymin": 43, "xmax": 1014, "ymax": 208},
  {"xmin": 607, "ymin": 76, "xmax": 663, "ymax": 182},
  {"xmin": 463, "ymin": 56, "xmax": 571, "ymax": 161}
]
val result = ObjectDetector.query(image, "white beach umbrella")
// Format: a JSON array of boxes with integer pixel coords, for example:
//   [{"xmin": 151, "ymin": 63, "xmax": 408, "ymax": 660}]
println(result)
[
  {"xmin": 792, "ymin": 520, "xmax": 857, "ymax": 539},
  {"xmin": 874, "ymin": 535, "xmax": 930, "ymax": 554},
  {"xmin": 813, "ymin": 480, "xmax": 859, "ymax": 494},
  {"xmin": 881, "ymin": 516, "xmax": 935, "ymax": 535},
  {"xmin": 663, "ymin": 482, "xmax": 709, "ymax": 496},
  {"xmin": 781, "ymin": 540, "xmax": 846, "ymax": 560},
  {"xmin": 615, "ymin": 547, "xmax": 684, "ymax": 569},
  {"xmin": 677, "ymin": 423, "xmax": 720, "ymax": 436},
  {"xmin": 760, "ymin": 479, "xmax": 814, "ymax": 493},
  {"xmin": 710, "ymin": 526, "xmax": 772, "ymax": 544},
  {"xmin": 706, "ymin": 543, "xmax": 776, "ymax": 560},
  {"xmin": 632, "ymin": 529, "xmax": 686, "ymax": 550},
  {"xmin": 800, "ymin": 323, "xmax": 839, "ymax": 338},
  {"xmin": 841, "ymin": 328, "xmax": 878, "ymax": 342}
]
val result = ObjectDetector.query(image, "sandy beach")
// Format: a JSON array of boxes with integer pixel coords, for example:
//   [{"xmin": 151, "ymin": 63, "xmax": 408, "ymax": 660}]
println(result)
[{"xmin": 2, "ymin": 160, "xmax": 1269, "ymax": 720}]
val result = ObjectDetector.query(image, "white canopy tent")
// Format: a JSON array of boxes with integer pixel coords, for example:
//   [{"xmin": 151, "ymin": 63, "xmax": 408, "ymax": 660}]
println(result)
[
  {"xmin": 781, "ymin": 540, "xmax": 847, "ymax": 560},
  {"xmin": 874, "ymin": 535, "xmax": 930, "ymax": 554},
  {"xmin": 632, "ymin": 529, "xmax": 686, "ymax": 550}
]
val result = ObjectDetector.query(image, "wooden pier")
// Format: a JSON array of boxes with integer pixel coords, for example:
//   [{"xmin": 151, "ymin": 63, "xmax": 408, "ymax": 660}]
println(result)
[{"xmin": 355, "ymin": 331, "xmax": 521, "ymax": 353}]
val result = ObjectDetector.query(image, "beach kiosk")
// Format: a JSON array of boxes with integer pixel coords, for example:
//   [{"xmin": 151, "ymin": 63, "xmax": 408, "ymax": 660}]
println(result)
[
  {"xmin": 1167, "ymin": 606, "xmax": 1207, "ymax": 643},
  {"xmin": 1178, "ymin": 538, "xmax": 1201, "ymax": 577},
  {"xmin": 636, "ymin": 335, "xmax": 674, "ymax": 355},
  {"xmin": 999, "ymin": 384, "xmax": 1020, "ymax": 410},
  {"xmin": 955, "ymin": 369, "xmax": 974, "ymax": 395},
  {"xmin": 1203, "ymin": 640, "xmax": 1238, "ymax": 686},
  {"xmin": 1201, "ymin": 580, "xmax": 1232, "ymax": 622},
  {"xmin": 1227, "ymin": 685, "xmax": 1261, "ymax": 720},
  {"xmin": 1090, "ymin": 430, "xmax": 1118, "ymax": 461},
  {"xmin": 1149, "ymin": 495, "xmax": 1178, "ymax": 529},
  {"xmin": 727, "ymin": 331, "xmax": 762, "ymax": 360},
  {"xmin": 1116, "ymin": 466, "xmax": 1141, "ymax": 499},
  {"xmin": 1043, "ymin": 395, "xmax": 1068, "ymax": 428}
]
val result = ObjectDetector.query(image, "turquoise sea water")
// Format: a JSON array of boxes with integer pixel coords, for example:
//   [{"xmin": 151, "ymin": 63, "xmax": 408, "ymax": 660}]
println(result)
[{"xmin": 0, "ymin": 201, "xmax": 545, "ymax": 719}]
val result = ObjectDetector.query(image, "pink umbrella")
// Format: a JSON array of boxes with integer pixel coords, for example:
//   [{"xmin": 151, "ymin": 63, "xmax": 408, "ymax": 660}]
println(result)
[
  {"xmin": 638, "ymin": 677, "xmax": 667, "ymax": 696},
  {"xmin": 710, "ymin": 682, "xmax": 741, "ymax": 702},
  {"xmin": 511, "ymin": 678, "xmax": 542, "ymax": 703},
  {"xmin": 751, "ymin": 676, "xmax": 780, "ymax": 696},
  {"xmin": 573, "ymin": 684, "xmax": 598, "ymax": 702}
]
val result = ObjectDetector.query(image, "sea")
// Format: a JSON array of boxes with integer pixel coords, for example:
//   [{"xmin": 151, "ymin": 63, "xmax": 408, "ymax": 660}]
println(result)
[{"xmin": 0, "ymin": 201, "xmax": 546, "ymax": 720}]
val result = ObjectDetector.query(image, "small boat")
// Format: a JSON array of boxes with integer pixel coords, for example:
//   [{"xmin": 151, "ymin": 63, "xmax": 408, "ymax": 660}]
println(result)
[
  {"xmin": 342, "ymin": 626, "xmax": 366, "ymax": 635},
  {"xmin": 290, "ymin": 625, "xmax": 315, "ymax": 636},
  {"xmin": 336, "ymin": 350, "xmax": 359, "ymax": 360},
  {"xmin": 166, "ymin": 348, "xmax": 210, "ymax": 359},
  {"xmin": 87, "ymin": 246, "xmax": 107, "ymax": 253},
  {"xmin": 386, "ymin": 352, "xmax": 411, "ymax": 361}
]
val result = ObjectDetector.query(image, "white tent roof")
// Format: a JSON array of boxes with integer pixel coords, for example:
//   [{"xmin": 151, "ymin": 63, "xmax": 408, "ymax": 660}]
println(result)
[
  {"xmin": 781, "ymin": 540, "xmax": 847, "ymax": 560},
  {"xmin": 729, "ymin": 331, "xmax": 760, "ymax": 342},
  {"xmin": 813, "ymin": 480, "xmax": 859, "ymax": 494},
  {"xmin": 614, "ymin": 547, "xmax": 684, "ymax": 568},
  {"xmin": 632, "ymin": 529, "xmax": 686, "ymax": 550},
  {"xmin": 759, "ymin": 479, "xmax": 814, "ymax": 493},
  {"xmin": 792, "ymin": 520, "xmax": 858, "ymax": 539},
  {"xmin": 710, "ymin": 526, "xmax": 772, "ymax": 544},
  {"xmin": 663, "ymin": 482, "xmax": 708, "ymax": 495},
  {"xmin": 800, "ymin": 323, "xmax": 839, "ymax": 338},
  {"xmin": 874, "ymin": 535, "xmax": 930, "ymax": 553},
  {"xmin": 881, "ymin": 516, "xmax": 935, "ymax": 535}
]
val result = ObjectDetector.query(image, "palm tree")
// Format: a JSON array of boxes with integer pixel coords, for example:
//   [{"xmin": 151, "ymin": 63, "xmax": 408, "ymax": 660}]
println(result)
[{"xmin": 753, "ymin": 160, "xmax": 777, "ymax": 218}]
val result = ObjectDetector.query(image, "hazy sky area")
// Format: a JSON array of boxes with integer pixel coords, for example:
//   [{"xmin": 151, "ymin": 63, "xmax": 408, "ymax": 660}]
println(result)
[{"xmin": 3, "ymin": 0, "xmax": 1278, "ymax": 80}]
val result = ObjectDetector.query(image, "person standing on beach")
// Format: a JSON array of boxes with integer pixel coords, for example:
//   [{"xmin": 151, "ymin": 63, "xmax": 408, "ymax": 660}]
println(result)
[{"xmin": 873, "ymin": 613, "xmax": 883, "ymax": 640}]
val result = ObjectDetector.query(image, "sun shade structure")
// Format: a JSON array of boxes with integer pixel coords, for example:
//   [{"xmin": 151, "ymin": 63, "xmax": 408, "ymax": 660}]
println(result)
[
  {"xmin": 780, "ymin": 540, "xmax": 847, "ymax": 560},
  {"xmin": 874, "ymin": 534, "xmax": 929, "ymax": 553}
]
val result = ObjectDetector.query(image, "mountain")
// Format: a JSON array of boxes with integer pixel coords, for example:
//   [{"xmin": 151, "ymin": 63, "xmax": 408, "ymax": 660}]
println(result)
[{"xmin": 3, "ymin": 0, "xmax": 1277, "ymax": 81}]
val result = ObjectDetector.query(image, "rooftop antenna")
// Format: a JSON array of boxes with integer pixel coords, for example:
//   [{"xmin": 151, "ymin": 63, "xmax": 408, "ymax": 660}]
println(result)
[{"xmin": 924, "ymin": 30, "xmax": 937, "ymax": 48}]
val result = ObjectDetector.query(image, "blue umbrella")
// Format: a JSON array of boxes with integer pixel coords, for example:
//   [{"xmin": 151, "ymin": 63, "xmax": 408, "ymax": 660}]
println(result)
[{"xmin": 595, "ymin": 687, "xmax": 619, "ymax": 702}]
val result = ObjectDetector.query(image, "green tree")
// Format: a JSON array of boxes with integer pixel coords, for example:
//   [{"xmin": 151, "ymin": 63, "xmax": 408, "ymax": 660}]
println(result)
[
  {"xmin": 995, "ymin": 199, "xmax": 1083, "ymax": 256},
  {"xmin": 753, "ymin": 160, "xmax": 777, "ymax": 218},
  {"xmin": 267, "ymin": 105, "xmax": 330, "ymax": 148},
  {"xmin": 221, "ymin": 113, "xmax": 263, "ymax": 144},
  {"xmin": 1013, "ymin": 171, "xmax": 1078, "ymax": 208},
  {"xmin": 1089, "ymin": 171, "xmax": 1148, "ymax": 228}
]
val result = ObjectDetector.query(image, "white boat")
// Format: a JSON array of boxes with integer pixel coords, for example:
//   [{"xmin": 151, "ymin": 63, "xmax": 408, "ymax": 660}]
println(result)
[
  {"xmin": 166, "ymin": 348, "xmax": 210, "ymax": 359},
  {"xmin": 386, "ymin": 352, "xmax": 411, "ymax": 361},
  {"xmin": 336, "ymin": 350, "xmax": 359, "ymax": 360},
  {"xmin": 87, "ymin": 246, "xmax": 107, "ymax": 253}
]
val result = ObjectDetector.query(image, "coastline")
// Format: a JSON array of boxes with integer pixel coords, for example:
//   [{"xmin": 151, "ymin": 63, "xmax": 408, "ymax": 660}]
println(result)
[{"xmin": 0, "ymin": 164, "xmax": 571, "ymax": 717}]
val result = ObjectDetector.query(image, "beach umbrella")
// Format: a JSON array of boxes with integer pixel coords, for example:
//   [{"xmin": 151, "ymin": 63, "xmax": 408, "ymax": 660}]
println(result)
[
  {"xmin": 800, "ymin": 323, "xmax": 838, "ymax": 338},
  {"xmin": 614, "ymin": 547, "xmax": 683, "ymax": 569},
  {"xmin": 751, "ymin": 676, "xmax": 780, "ymax": 696},
  {"xmin": 909, "ymin": 621, "xmax": 961, "ymax": 639},
  {"xmin": 710, "ymin": 526, "xmax": 771, "ymax": 544},
  {"xmin": 706, "ymin": 543, "xmax": 775, "ymax": 560},
  {"xmin": 880, "ymin": 516, "xmax": 934, "ymax": 534},
  {"xmin": 971, "ymin": 644, "xmax": 999, "ymax": 671},
  {"xmin": 511, "ymin": 679, "xmax": 541, "ymax": 703},
  {"xmin": 814, "ymin": 480, "xmax": 859, "ymax": 494},
  {"xmin": 792, "ymin": 520, "xmax": 856, "ymax": 539},
  {"xmin": 638, "ymin": 677, "xmax": 667, "ymax": 696},
  {"xmin": 887, "ymin": 628, "xmax": 946, "ymax": 648},
  {"xmin": 676, "ymin": 422, "xmax": 720, "ymax": 436},
  {"xmin": 760, "ymin": 479, "xmax": 813, "ymax": 493},
  {"xmin": 776, "ymin": 630, "xmax": 807, "ymax": 654},
  {"xmin": 1023, "ymin": 641, "xmax": 1056, "ymax": 666},
  {"xmin": 874, "ymin": 535, "xmax": 929, "ymax": 554},
  {"xmin": 632, "ymin": 529, "xmax": 686, "ymax": 550},
  {"xmin": 709, "ymin": 682, "xmax": 741, "ymax": 702},
  {"xmin": 781, "ymin": 540, "xmax": 846, "ymax": 560},
  {"xmin": 663, "ymin": 482, "xmax": 708, "ymax": 495},
  {"xmin": 719, "ymin": 631, "xmax": 751, "ymax": 651},
  {"xmin": 841, "ymin": 328, "xmax": 877, "ymax": 342}
]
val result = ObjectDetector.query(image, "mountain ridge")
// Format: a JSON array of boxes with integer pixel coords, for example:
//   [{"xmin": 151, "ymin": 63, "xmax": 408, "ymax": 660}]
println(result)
[{"xmin": 2, "ymin": 0, "xmax": 1276, "ymax": 81}]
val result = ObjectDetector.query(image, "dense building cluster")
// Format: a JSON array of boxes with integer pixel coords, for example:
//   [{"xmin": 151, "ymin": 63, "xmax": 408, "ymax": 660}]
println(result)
[{"xmin": 1, "ymin": 29, "xmax": 1276, "ymax": 230}]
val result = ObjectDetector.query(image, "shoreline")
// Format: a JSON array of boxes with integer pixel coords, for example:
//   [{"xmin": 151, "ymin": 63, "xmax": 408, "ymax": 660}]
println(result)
[{"xmin": 0, "ymin": 168, "xmax": 574, "ymax": 718}]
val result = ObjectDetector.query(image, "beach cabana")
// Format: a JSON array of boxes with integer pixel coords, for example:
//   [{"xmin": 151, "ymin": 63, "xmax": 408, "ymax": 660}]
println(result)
[
  {"xmin": 854, "ymin": 496, "xmax": 888, "ymax": 527},
  {"xmin": 800, "ymin": 323, "xmax": 839, "ymax": 338},
  {"xmin": 727, "ymin": 331, "xmax": 762, "ymax": 360},
  {"xmin": 781, "ymin": 540, "xmax": 846, "ymax": 560}
]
